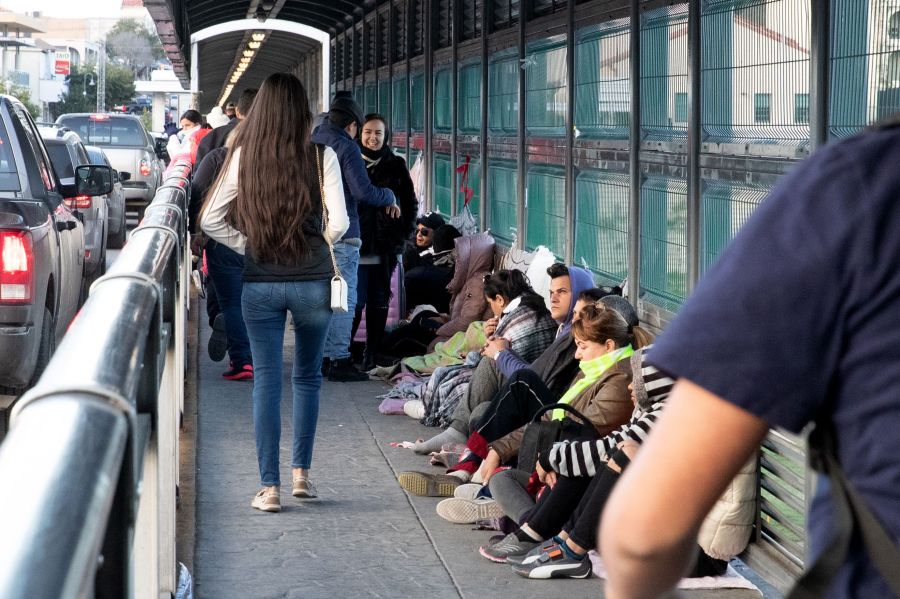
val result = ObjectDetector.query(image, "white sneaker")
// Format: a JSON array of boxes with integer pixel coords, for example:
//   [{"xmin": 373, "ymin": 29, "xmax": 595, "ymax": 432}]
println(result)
[
  {"xmin": 436, "ymin": 497, "xmax": 505, "ymax": 524},
  {"xmin": 403, "ymin": 399, "xmax": 425, "ymax": 420},
  {"xmin": 453, "ymin": 483, "xmax": 484, "ymax": 500}
]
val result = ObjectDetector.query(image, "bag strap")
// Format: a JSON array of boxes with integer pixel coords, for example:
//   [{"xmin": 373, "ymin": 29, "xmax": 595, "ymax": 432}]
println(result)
[
  {"xmin": 315, "ymin": 145, "xmax": 342, "ymax": 280},
  {"xmin": 787, "ymin": 418, "xmax": 900, "ymax": 598},
  {"xmin": 529, "ymin": 403, "xmax": 592, "ymax": 425}
]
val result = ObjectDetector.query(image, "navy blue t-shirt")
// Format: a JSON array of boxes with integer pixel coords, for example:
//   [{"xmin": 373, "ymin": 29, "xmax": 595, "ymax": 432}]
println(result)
[{"xmin": 650, "ymin": 126, "xmax": 900, "ymax": 598}]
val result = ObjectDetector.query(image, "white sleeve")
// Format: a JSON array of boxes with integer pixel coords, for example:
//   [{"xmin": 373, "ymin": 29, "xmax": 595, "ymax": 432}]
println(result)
[
  {"xmin": 321, "ymin": 146, "xmax": 348, "ymax": 245},
  {"xmin": 199, "ymin": 147, "xmax": 246, "ymax": 254}
]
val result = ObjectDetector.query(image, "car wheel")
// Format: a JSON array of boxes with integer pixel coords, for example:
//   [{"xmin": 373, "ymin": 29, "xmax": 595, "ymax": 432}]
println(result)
[
  {"xmin": 108, "ymin": 221, "xmax": 127, "ymax": 249},
  {"xmin": 28, "ymin": 307, "xmax": 56, "ymax": 388}
]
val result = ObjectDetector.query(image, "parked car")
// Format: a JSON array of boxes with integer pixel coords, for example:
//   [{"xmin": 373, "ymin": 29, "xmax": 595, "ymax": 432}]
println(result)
[
  {"xmin": 55, "ymin": 113, "xmax": 162, "ymax": 220},
  {"xmin": 39, "ymin": 128, "xmax": 108, "ymax": 284},
  {"xmin": 85, "ymin": 145, "xmax": 127, "ymax": 248},
  {"xmin": 0, "ymin": 95, "xmax": 111, "ymax": 394}
]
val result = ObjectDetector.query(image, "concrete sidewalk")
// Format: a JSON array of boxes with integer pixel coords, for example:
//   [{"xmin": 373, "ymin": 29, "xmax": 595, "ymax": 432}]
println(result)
[{"xmin": 191, "ymin": 316, "xmax": 771, "ymax": 599}]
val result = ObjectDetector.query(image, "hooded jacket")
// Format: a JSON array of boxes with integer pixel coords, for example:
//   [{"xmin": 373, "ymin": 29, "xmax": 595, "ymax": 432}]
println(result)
[
  {"xmin": 432, "ymin": 232, "xmax": 495, "ymax": 344},
  {"xmin": 310, "ymin": 120, "xmax": 396, "ymax": 240}
]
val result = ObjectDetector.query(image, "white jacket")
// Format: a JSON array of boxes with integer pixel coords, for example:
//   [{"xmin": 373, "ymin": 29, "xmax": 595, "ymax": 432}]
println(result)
[{"xmin": 697, "ymin": 453, "xmax": 758, "ymax": 561}]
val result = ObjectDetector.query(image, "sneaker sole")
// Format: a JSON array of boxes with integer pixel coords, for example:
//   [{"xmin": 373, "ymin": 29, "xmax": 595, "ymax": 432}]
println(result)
[
  {"xmin": 478, "ymin": 545, "xmax": 509, "ymax": 563},
  {"xmin": 208, "ymin": 317, "xmax": 227, "ymax": 362},
  {"xmin": 223, "ymin": 372, "xmax": 253, "ymax": 381},
  {"xmin": 513, "ymin": 561, "xmax": 593, "ymax": 579},
  {"xmin": 398, "ymin": 472, "xmax": 458, "ymax": 497},
  {"xmin": 436, "ymin": 498, "xmax": 504, "ymax": 524},
  {"xmin": 251, "ymin": 501, "xmax": 281, "ymax": 513}
]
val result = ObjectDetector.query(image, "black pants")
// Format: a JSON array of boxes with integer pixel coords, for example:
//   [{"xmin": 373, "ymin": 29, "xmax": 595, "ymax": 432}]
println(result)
[
  {"xmin": 379, "ymin": 310, "xmax": 440, "ymax": 358},
  {"xmin": 474, "ymin": 368, "xmax": 557, "ymax": 444},
  {"xmin": 352, "ymin": 261, "xmax": 393, "ymax": 355},
  {"xmin": 525, "ymin": 449, "xmax": 629, "ymax": 548}
]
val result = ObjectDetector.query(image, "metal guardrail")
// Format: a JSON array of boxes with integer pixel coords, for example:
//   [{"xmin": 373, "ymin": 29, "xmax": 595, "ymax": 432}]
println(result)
[{"xmin": 0, "ymin": 159, "xmax": 193, "ymax": 599}]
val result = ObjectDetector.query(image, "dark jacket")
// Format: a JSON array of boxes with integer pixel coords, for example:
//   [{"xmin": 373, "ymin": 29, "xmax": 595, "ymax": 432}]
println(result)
[
  {"xmin": 189, "ymin": 146, "xmax": 228, "ymax": 234},
  {"xmin": 358, "ymin": 148, "xmax": 416, "ymax": 269},
  {"xmin": 196, "ymin": 118, "xmax": 238, "ymax": 164},
  {"xmin": 310, "ymin": 120, "xmax": 396, "ymax": 240}
]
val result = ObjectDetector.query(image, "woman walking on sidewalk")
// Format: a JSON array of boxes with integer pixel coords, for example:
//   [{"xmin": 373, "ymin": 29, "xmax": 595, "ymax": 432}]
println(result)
[{"xmin": 201, "ymin": 73, "xmax": 349, "ymax": 512}]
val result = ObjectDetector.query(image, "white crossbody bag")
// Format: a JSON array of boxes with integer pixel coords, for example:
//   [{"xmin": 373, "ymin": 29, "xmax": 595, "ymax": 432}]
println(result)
[{"xmin": 315, "ymin": 147, "xmax": 348, "ymax": 313}]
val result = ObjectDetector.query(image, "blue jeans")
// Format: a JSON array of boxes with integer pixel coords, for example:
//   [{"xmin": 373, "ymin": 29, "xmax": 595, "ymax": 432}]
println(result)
[
  {"xmin": 205, "ymin": 240, "xmax": 251, "ymax": 365},
  {"xmin": 323, "ymin": 240, "xmax": 360, "ymax": 360},
  {"xmin": 242, "ymin": 279, "xmax": 332, "ymax": 486}
]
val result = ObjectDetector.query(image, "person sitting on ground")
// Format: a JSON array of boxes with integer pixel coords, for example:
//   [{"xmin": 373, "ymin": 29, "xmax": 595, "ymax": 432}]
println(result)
[
  {"xmin": 417, "ymin": 269, "xmax": 559, "ymax": 429},
  {"xmin": 413, "ymin": 264, "xmax": 596, "ymax": 455},
  {"xmin": 380, "ymin": 229, "xmax": 490, "ymax": 361},
  {"xmin": 397, "ymin": 301, "xmax": 635, "ymax": 497},
  {"xmin": 404, "ymin": 216, "xmax": 459, "ymax": 314},
  {"xmin": 480, "ymin": 346, "xmax": 673, "ymax": 572}
]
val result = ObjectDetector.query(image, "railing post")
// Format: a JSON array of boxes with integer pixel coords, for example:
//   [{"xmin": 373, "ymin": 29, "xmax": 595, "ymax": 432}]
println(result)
[{"xmin": 628, "ymin": 0, "xmax": 642, "ymax": 304}]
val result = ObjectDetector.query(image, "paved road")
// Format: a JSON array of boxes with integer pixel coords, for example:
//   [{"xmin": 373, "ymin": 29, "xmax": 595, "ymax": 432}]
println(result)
[{"xmin": 189, "ymin": 315, "xmax": 772, "ymax": 599}]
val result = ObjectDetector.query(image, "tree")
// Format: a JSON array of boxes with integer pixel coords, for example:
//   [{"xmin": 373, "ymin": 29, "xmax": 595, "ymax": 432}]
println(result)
[
  {"xmin": 52, "ymin": 64, "xmax": 136, "ymax": 118},
  {"xmin": 105, "ymin": 18, "xmax": 165, "ymax": 80},
  {"xmin": 4, "ymin": 82, "xmax": 41, "ymax": 119}
]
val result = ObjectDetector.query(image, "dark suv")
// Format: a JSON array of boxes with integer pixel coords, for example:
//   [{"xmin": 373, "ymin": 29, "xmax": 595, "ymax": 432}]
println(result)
[{"xmin": 0, "ymin": 96, "xmax": 113, "ymax": 394}]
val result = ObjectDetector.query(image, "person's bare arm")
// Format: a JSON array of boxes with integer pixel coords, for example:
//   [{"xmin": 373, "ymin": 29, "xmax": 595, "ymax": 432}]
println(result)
[{"xmin": 600, "ymin": 379, "xmax": 769, "ymax": 599}]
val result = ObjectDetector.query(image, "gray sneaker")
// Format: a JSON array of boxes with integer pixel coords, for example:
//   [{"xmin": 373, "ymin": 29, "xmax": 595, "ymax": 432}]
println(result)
[
  {"xmin": 506, "ymin": 537, "xmax": 559, "ymax": 566},
  {"xmin": 511, "ymin": 543, "xmax": 592, "ymax": 579},
  {"xmin": 478, "ymin": 532, "xmax": 540, "ymax": 563}
]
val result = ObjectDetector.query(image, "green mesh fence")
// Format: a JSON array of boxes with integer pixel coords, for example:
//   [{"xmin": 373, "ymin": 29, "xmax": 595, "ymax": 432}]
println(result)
[
  {"xmin": 639, "ymin": 176, "xmax": 687, "ymax": 312},
  {"xmin": 575, "ymin": 171, "xmax": 629, "ymax": 287},
  {"xmin": 392, "ymin": 76, "xmax": 408, "ymax": 131},
  {"xmin": 458, "ymin": 62, "xmax": 482, "ymax": 133},
  {"xmin": 830, "ymin": 0, "xmax": 898, "ymax": 138},
  {"xmin": 525, "ymin": 165, "xmax": 567, "ymax": 258},
  {"xmin": 457, "ymin": 156, "xmax": 481, "ymax": 221},
  {"xmin": 365, "ymin": 82, "xmax": 377, "ymax": 115},
  {"xmin": 433, "ymin": 153, "xmax": 452, "ymax": 215},
  {"xmin": 701, "ymin": 0, "xmax": 811, "ymax": 145},
  {"xmin": 411, "ymin": 72, "xmax": 425, "ymax": 131},
  {"xmin": 700, "ymin": 180, "xmax": 769, "ymax": 272},
  {"xmin": 434, "ymin": 69, "xmax": 452, "ymax": 131},
  {"xmin": 525, "ymin": 41, "xmax": 568, "ymax": 135},
  {"xmin": 378, "ymin": 79, "xmax": 391, "ymax": 115},
  {"xmin": 489, "ymin": 52, "xmax": 519, "ymax": 134},
  {"xmin": 575, "ymin": 20, "xmax": 631, "ymax": 138},
  {"xmin": 487, "ymin": 160, "xmax": 518, "ymax": 244},
  {"xmin": 640, "ymin": 5, "xmax": 688, "ymax": 141}
]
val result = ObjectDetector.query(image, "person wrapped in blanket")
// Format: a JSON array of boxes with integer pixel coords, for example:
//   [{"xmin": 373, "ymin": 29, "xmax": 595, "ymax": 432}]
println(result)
[
  {"xmin": 479, "ymin": 346, "xmax": 757, "ymax": 581},
  {"xmin": 417, "ymin": 269, "xmax": 559, "ymax": 428},
  {"xmin": 397, "ymin": 299, "xmax": 639, "ymax": 496}
]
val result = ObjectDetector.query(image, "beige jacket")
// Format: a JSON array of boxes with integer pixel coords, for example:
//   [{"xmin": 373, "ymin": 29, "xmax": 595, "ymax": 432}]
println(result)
[{"xmin": 697, "ymin": 454, "xmax": 758, "ymax": 561}]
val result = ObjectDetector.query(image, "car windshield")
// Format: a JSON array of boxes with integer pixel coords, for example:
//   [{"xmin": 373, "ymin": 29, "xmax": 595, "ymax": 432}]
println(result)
[
  {"xmin": 0, "ymin": 119, "xmax": 18, "ymax": 191},
  {"xmin": 57, "ymin": 117, "xmax": 147, "ymax": 147},
  {"xmin": 45, "ymin": 144, "xmax": 75, "ymax": 180}
]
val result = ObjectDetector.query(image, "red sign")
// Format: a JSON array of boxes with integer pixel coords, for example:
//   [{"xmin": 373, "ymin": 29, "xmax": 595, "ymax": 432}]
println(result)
[{"xmin": 55, "ymin": 52, "xmax": 70, "ymax": 76}]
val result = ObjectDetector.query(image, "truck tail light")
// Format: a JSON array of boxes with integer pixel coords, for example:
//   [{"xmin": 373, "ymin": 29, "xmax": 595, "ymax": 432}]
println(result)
[
  {"xmin": 140, "ymin": 159, "xmax": 152, "ymax": 176},
  {"xmin": 0, "ymin": 230, "xmax": 34, "ymax": 304},
  {"xmin": 64, "ymin": 195, "xmax": 92, "ymax": 209}
]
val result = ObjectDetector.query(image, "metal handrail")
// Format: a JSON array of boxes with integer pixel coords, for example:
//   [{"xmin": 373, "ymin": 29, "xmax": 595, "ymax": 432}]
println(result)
[{"xmin": 0, "ymin": 158, "xmax": 193, "ymax": 599}]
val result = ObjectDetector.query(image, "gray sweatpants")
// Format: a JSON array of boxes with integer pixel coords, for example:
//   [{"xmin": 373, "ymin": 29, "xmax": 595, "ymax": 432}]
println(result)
[
  {"xmin": 488, "ymin": 468, "xmax": 534, "ymax": 524},
  {"xmin": 448, "ymin": 356, "xmax": 504, "ymax": 434}
]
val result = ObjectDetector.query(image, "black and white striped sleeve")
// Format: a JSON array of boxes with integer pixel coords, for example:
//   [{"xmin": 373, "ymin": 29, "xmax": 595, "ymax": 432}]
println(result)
[{"xmin": 544, "ymin": 401, "xmax": 666, "ymax": 477}]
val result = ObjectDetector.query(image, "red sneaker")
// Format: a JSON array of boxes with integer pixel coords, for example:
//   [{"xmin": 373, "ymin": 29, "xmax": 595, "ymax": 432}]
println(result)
[{"xmin": 223, "ymin": 362, "xmax": 253, "ymax": 380}]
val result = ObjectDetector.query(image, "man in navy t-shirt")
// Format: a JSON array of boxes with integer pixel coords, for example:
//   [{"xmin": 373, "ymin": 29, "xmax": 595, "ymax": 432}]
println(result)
[{"xmin": 598, "ymin": 125, "xmax": 900, "ymax": 598}]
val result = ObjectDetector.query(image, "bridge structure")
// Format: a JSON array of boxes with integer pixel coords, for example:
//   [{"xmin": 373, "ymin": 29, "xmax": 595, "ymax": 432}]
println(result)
[{"xmin": 1, "ymin": 0, "xmax": 895, "ymax": 596}]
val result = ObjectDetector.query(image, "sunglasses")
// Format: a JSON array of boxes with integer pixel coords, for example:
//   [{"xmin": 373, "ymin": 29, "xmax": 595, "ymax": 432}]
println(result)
[{"xmin": 416, "ymin": 227, "xmax": 432, "ymax": 236}]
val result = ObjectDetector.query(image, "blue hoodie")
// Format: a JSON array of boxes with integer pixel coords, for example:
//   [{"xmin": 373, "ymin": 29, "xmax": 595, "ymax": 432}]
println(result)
[
  {"xmin": 495, "ymin": 265, "xmax": 595, "ymax": 377},
  {"xmin": 310, "ymin": 120, "xmax": 396, "ymax": 240}
]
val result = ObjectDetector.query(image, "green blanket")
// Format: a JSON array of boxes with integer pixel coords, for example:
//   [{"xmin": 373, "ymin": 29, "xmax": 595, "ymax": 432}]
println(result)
[{"xmin": 401, "ymin": 321, "xmax": 488, "ymax": 375}]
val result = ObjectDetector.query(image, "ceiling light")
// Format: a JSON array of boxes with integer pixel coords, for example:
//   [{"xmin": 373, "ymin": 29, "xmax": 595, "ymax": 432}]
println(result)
[
  {"xmin": 252, "ymin": 32, "xmax": 265, "ymax": 42},
  {"xmin": 248, "ymin": 41, "xmax": 261, "ymax": 49},
  {"xmin": 240, "ymin": 57, "xmax": 251, "ymax": 63},
  {"xmin": 243, "ymin": 50, "xmax": 254, "ymax": 58}
]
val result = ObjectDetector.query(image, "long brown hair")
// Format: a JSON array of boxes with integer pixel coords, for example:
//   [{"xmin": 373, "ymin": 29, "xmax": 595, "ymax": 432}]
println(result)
[
  {"xmin": 223, "ymin": 72, "xmax": 315, "ymax": 264},
  {"xmin": 572, "ymin": 303, "xmax": 633, "ymax": 348}
]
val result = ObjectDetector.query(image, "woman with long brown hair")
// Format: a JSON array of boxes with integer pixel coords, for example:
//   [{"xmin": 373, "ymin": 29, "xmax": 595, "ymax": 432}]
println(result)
[{"xmin": 201, "ymin": 73, "xmax": 349, "ymax": 513}]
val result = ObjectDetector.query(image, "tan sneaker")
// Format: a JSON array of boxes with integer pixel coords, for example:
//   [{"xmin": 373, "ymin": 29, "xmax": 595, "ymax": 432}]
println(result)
[
  {"xmin": 397, "ymin": 471, "xmax": 462, "ymax": 497},
  {"xmin": 251, "ymin": 488, "xmax": 281, "ymax": 512},
  {"xmin": 292, "ymin": 477, "xmax": 318, "ymax": 498}
]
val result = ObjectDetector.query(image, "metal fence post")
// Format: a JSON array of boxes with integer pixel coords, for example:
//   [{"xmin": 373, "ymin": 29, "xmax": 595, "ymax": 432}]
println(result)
[
  {"xmin": 686, "ymin": 0, "xmax": 701, "ymax": 294},
  {"xmin": 628, "ymin": 0, "xmax": 642, "ymax": 304}
]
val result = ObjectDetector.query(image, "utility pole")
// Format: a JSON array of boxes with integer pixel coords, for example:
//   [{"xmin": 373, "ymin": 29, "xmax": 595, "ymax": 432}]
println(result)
[{"xmin": 97, "ymin": 40, "xmax": 106, "ymax": 112}]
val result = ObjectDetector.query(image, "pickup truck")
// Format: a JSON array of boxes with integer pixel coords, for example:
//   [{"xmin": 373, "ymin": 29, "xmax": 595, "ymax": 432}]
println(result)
[{"xmin": 0, "ymin": 95, "xmax": 113, "ymax": 395}]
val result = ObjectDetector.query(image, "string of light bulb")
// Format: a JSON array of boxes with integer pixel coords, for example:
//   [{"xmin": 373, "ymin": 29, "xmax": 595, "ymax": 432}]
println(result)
[{"xmin": 217, "ymin": 31, "xmax": 266, "ymax": 107}]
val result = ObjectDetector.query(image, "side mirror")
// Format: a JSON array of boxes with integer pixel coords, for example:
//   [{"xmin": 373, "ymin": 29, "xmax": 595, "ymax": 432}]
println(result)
[
  {"xmin": 75, "ymin": 164, "xmax": 114, "ymax": 197},
  {"xmin": 119, "ymin": 171, "xmax": 131, "ymax": 181}
]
